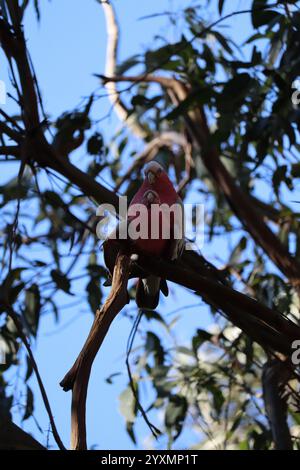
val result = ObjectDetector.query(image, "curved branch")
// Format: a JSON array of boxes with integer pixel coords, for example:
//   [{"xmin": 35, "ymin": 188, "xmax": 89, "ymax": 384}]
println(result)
[
  {"xmin": 99, "ymin": 0, "xmax": 147, "ymax": 138},
  {"xmin": 60, "ymin": 250, "xmax": 132, "ymax": 450}
]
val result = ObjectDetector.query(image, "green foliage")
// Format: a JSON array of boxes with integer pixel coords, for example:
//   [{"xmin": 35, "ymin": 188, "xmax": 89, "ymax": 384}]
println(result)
[{"xmin": 165, "ymin": 395, "xmax": 188, "ymax": 443}]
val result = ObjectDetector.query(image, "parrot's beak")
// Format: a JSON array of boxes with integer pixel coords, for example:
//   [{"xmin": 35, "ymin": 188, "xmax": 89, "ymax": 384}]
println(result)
[
  {"xmin": 147, "ymin": 192, "xmax": 155, "ymax": 203},
  {"xmin": 147, "ymin": 171, "xmax": 156, "ymax": 185}
]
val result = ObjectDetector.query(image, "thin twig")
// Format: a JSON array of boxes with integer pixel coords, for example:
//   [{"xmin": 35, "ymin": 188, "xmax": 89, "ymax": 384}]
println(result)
[
  {"xmin": 126, "ymin": 309, "xmax": 161, "ymax": 438},
  {"xmin": 7, "ymin": 308, "xmax": 66, "ymax": 450}
]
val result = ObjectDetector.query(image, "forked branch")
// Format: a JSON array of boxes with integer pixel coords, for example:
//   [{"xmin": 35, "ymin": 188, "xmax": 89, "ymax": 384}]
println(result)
[{"xmin": 60, "ymin": 250, "xmax": 132, "ymax": 450}]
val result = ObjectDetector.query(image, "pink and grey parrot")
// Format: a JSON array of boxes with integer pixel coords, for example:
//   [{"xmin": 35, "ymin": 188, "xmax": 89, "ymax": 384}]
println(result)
[{"xmin": 103, "ymin": 161, "xmax": 185, "ymax": 309}]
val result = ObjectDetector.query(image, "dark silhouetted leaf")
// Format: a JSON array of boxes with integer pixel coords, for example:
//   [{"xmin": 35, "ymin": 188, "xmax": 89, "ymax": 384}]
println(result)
[
  {"xmin": 50, "ymin": 270, "xmax": 72, "ymax": 294},
  {"xmin": 165, "ymin": 395, "xmax": 188, "ymax": 442},
  {"xmin": 23, "ymin": 386, "xmax": 34, "ymax": 421},
  {"xmin": 24, "ymin": 284, "xmax": 41, "ymax": 336}
]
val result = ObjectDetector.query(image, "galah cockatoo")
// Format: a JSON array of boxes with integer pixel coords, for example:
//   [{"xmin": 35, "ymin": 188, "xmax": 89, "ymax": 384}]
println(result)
[{"xmin": 103, "ymin": 161, "xmax": 185, "ymax": 309}]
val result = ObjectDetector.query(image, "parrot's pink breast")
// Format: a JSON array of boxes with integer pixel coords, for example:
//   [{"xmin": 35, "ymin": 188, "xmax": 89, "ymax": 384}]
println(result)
[
  {"xmin": 128, "ymin": 209, "xmax": 171, "ymax": 255},
  {"xmin": 127, "ymin": 173, "xmax": 179, "ymax": 256}
]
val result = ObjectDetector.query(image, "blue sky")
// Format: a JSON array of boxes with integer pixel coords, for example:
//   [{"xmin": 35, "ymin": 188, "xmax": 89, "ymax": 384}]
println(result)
[{"xmin": 1, "ymin": 0, "xmax": 257, "ymax": 450}]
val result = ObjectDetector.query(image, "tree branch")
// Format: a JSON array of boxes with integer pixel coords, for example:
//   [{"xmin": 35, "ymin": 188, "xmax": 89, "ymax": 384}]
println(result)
[
  {"xmin": 60, "ymin": 250, "xmax": 132, "ymax": 450},
  {"xmin": 4, "ymin": 3, "xmax": 40, "ymax": 130},
  {"xmin": 262, "ymin": 358, "xmax": 293, "ymax": 450},
  {"xmin": 99, "ymin": 0, "xmax": 147, "ymax": 138},
  {"xmin": 0, "ymin": 121, "xmax": 22, "ymax": 143},
  {"xmin": 0, "ymin": 418, "xmax": 46, "ymax": 450},
  {"xmin": 136, "ymin": 251, "xmax": 300, "ymax": 355},
  {"xmin": 0, "ymin": 145, "xmax": 20, "ymax": 156}
]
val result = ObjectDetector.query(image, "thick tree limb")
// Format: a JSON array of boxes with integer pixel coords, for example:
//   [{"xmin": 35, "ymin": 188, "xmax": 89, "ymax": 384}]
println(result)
[
  {"xmin": 0, "ymin": 18, "xmax": 20, "ymax": 58},
  {"xmin": 262, "ymin": 358, "xmax": 293, "ymax": 450},
  {"xmin": 60, "ymin": 251, "xmax": 132, "ymax": 450},
  {"xmin": 20, "ymin": 131, "xmax": 120, "ymax": 208},
  {"xmin": 0, "ymin": 418, "xmax": 46, "ymax": 450},
  {"xmin": 135, "ymin": 252, "xmax": 300, "ymax": 355},
  {"xmin": 249, "ymin": 195, "xmax": 288, "ymax": 224},
  {"xmin": 0, "ymin": 11, "xmax": 39, "ymax": 130},
  {"xmin": 69, "ymin": 210, "xmax": 300, "ymax": 356},
  {"xmin": 0, "ymin": 121, "xmax": 22, "ymax": 143},
  {"xmin": 0, "ymin": 145, "xmax": 20, "ymax": 156}
]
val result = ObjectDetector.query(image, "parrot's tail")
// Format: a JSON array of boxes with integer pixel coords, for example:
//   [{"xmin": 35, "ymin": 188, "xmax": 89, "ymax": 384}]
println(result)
[{"xmin": 136, "ymin": 276, "xmax": 168, "ymax": 310}]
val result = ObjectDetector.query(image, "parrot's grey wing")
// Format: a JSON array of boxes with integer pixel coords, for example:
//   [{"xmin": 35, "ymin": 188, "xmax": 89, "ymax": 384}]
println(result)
[{"xmin": 103, "ymin": 230, "xmax": 149, "ymax": 281}]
